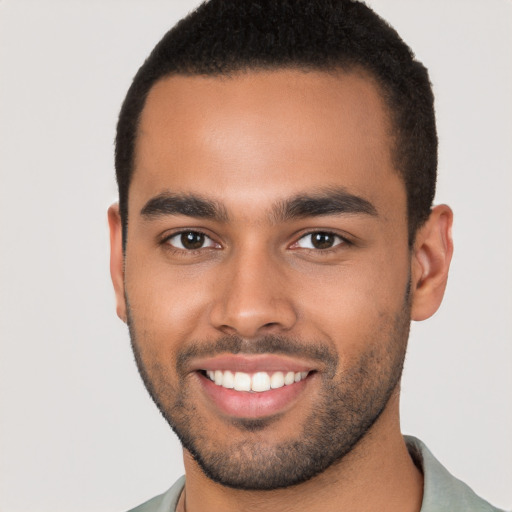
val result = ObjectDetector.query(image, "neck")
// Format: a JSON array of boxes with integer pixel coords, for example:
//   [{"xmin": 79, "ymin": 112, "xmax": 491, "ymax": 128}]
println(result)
[{"xmin": 179, "ymin": 394, "xmax": 423, "ymax": 512}]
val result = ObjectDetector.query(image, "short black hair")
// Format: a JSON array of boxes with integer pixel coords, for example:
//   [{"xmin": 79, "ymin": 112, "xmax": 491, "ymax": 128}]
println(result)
[{"xmin": 115, "ymin": 0, "xmax": 437, "ymax": 246}]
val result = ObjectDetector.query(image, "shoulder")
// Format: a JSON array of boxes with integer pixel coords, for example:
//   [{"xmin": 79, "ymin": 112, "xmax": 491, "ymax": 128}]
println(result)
[
  {"xmin": 405, "ymin": 436, "xmax": 505, "ymax": 512},
  {"xmin": 126, "ymin": 476, "xmax": 185, "ymax": 512}
]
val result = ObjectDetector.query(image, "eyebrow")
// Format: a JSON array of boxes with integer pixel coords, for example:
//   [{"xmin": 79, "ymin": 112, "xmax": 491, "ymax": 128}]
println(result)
[
  {"xmin": 272, "ymin": 188, "xmax": 378, "ymax": 222},
  {"xmin": 140, "ymin": 187, "xmax": 377, "ymax": 223},
  {"xmin": 140, "ymin": 192, "xmax": 229, "ymax": 222}
]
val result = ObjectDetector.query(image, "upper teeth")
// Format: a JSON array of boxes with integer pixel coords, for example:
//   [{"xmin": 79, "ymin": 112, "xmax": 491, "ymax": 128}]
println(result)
[{"xmin": 205, "ymin": 370, "xmax": 309, "ymax": 392}]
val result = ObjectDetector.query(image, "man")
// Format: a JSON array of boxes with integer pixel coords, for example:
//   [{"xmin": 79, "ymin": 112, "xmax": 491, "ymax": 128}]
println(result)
[{"xmin": 108, "ymin": 1, "xmax": 502, "ymax": 511}]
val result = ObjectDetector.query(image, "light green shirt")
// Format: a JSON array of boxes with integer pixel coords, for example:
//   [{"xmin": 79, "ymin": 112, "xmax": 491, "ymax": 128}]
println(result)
[{"xmin": 128, "ymin": 436, "xmax": 504, "ymax": 511}]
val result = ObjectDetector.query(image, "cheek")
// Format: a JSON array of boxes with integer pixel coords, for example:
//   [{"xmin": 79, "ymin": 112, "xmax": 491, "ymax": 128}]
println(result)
[
  {"xmin": 295, "ymin": 250, "xmax": 410, "ymax": 346},
  {"xmin": 124, "ymin": 257, "xmax": 215, "ymax": 347}
]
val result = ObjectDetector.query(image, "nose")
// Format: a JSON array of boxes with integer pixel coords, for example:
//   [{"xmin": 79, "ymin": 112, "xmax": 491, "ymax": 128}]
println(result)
[{"xmin": 209, "ymin": 246, "xmax": 298, "ymax": 339}]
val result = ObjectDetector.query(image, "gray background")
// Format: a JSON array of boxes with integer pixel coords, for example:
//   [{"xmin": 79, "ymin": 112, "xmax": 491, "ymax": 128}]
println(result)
[{"xmin": 0, "ymin": 1, "xmax": 511, "ymax": 511}]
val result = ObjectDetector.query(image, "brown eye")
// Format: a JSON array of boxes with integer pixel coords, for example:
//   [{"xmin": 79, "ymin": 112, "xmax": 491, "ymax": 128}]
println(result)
[
  {"xmin": 166, "ymin": 231, "xmax": 217, "ymax": 250},
  {"xmin": 295, "ymin": 232, "xmax": 344, "ymax": 250},
  {"xmin": 181, "ymin": 232, "xmax": 205, "ymax": 249},
  {"xmin": 311, "ymin": 233, "xmax": 335, "ymax": 249}
]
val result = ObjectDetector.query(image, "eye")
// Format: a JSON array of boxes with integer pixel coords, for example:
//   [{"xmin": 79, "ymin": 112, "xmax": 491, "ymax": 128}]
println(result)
[
  {"xmin": 294, "ymin": 232, "xmax": 345, "ymax": 250},
  {"xmin": 165, "ymin": 231, "xmax": 219, "ymax": 250}
]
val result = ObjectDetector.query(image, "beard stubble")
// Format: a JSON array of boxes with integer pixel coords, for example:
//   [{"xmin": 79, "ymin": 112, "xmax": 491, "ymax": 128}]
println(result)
[{"xmin": 127, "ymin": 287, "xmax": 411, "ymax": 490}]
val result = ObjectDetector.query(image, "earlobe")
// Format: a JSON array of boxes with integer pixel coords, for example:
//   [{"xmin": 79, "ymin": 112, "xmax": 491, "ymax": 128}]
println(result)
[
  {"xmin": 107, "ymin": 203, "xmax": 128, "ymax": 323},
  {"xmin": 410, "ymin": 205, "xmax": 454, "ymax": 321}
]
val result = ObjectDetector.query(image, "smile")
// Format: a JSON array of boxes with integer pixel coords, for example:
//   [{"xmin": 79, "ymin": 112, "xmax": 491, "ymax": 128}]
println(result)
[
  {"xmin": 192, "ymin": 354, "xmax": 316, "ymax": 418},
  {"xmin": 204, "ymin": 370, "xmax": 310, "ymax": 392}
]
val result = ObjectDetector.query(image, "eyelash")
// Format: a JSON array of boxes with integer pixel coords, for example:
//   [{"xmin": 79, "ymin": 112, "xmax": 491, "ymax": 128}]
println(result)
[
  {"xmin": 160, "ymin": 230, "xmax": 219, "ymax": 255},
  {"xmin": 290, "ymin": 231, "xmax": 351, "ymax": 252},
  {"xmin": 160, "ymin": 230, "xmax": 352, "ymax": 255}
]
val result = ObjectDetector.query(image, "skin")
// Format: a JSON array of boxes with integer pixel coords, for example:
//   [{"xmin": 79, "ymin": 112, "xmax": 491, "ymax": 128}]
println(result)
[{"xmin": 109, "ymin": 69, "xmax": 453, "ymax": 512}]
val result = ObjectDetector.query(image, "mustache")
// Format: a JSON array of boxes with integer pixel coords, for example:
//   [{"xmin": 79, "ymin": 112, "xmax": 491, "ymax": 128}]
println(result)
[{"xmin": 176, "ymin": 335, "xmax": 338, "ymax": 374}]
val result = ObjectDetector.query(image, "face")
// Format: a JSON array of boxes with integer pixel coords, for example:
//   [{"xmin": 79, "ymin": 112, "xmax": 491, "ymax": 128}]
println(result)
[{"xmin": 114, "ymin": 69, "xmax": 415, "ymax": 489}]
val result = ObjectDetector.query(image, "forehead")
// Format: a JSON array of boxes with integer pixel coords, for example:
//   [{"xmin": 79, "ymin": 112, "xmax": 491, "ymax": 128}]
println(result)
[{"xmin": 132, "ymin": 68, "xmax": 404, "ymax": 219}]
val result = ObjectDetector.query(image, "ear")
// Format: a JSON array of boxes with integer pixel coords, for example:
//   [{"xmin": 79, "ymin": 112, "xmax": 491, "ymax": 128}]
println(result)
[
  {"xmin": 108, "ymin": 203, "xmax": 127, "ymax": 323},
  {"xmin": 410, "ymin": 204, "xmax": 454, "ymax": 321}
]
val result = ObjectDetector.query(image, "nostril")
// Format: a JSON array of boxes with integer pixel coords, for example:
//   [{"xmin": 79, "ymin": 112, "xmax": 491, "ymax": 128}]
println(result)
[
  {"xmin": 217, "ymin": 324, "xmax": 239, "ymax": 337},
  {"xmin": 209, "ymin": 297, "xmax": 298, "ymax": 338}
]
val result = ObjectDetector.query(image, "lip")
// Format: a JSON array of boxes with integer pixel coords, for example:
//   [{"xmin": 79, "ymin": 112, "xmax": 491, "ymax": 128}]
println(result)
[
  {"xmin": 197, "ymin": 371, "xmax": 312, "ymax": 419},
  {"xmin": 190, "ymin": 354, "xmax": 317, "ymax": 419},
  {"xmin": 191, "ymin": 354, "xmax": 315, "ymax": 373}
]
